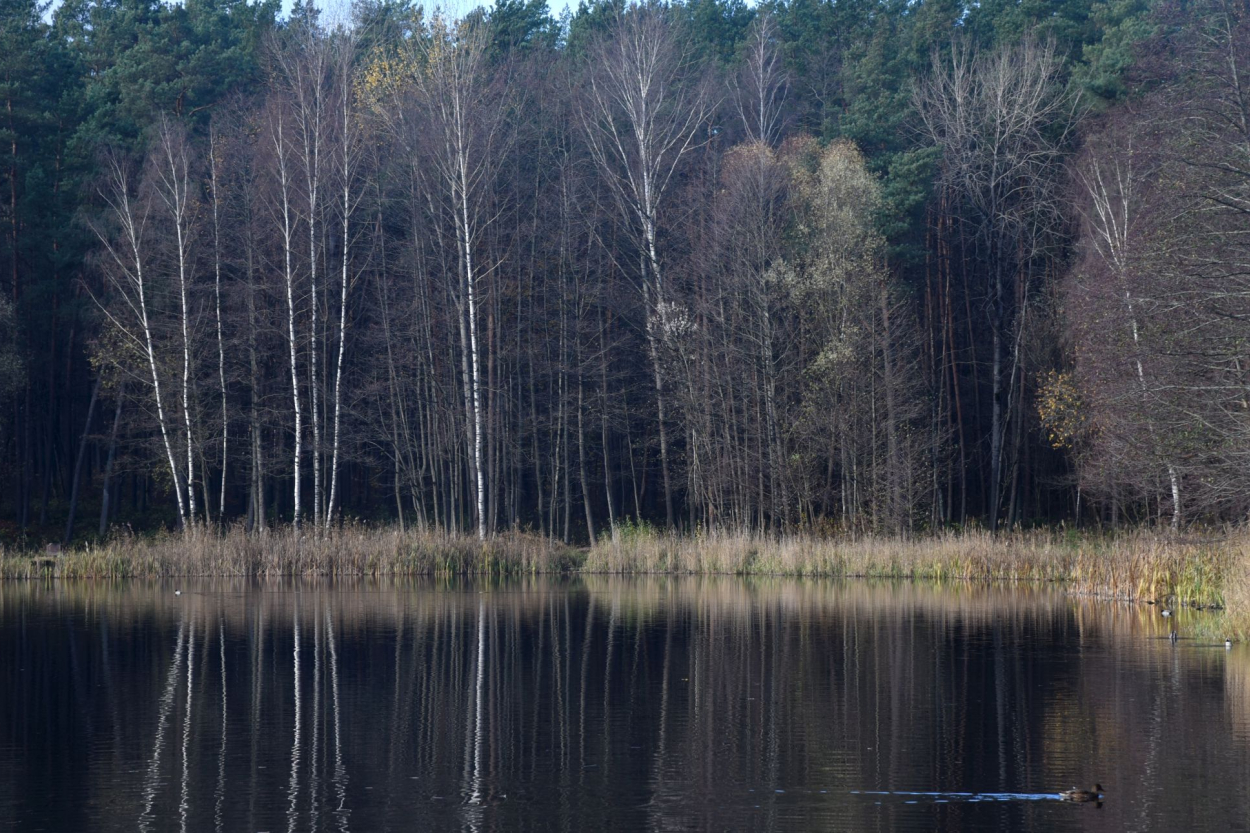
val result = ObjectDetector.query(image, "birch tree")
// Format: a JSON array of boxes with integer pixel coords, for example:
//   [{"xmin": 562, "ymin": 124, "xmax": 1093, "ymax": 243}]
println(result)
[
  {"xmin": 272, "ymin": 20, "xmax": 332, "ymax": 528},
  {"xmin": 390, "ymin": 16, "xmax": 507, "ymax": 540},
  {"xmin": 326, "ymin": 30, "xmax": 363, "ymax": 529},
  {"xmin": 208, "ymin": 124, "xmax": 229, "ymax": 526},
  {"xmin": 578, "ymin": 5, "xmax": 712, "ymax": 529},
  {"xmin": 1073, "ymin": 125, "xmax": 1182, "ymax": 529},
  {"xmin": 152, "ymin": 116, "xmax": 201, "ymax": 527},
  {"xmin": 93, "ymin": 156, "xmax": 187, "ymax": 528},
  {"xmin": 266, "ymin": 96, "xmax": 304, "ymax": 528}
]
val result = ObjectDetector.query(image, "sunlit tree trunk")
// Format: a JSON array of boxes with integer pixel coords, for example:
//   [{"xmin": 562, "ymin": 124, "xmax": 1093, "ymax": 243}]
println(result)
[
  {"xmin": 94, "ymin": 157, "xmax": 187, "ymax": 528},
  {"xmin": 269, "ymin": 105, "xmax": 303, "ymax": 529},
  {"xmin": 327, "ymin": 35, "xmax": 360, "ymax": 530},
  {"xmin": 209, "ymin": 126, "xmax": 228, "ymax": 525},
  {"xmin": 154, "ymin": 117, "xmax": 200, "ymax": 527}
]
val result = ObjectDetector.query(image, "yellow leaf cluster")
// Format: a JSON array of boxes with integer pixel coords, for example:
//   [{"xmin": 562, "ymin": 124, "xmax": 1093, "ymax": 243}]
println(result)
[
  {"xmin": 359, "ymin": 47, "xmax": 416, "ymax": 111},
  {"xmin": 1036, "ymin": 370, "xmax": 1085, "ymax": 449}
]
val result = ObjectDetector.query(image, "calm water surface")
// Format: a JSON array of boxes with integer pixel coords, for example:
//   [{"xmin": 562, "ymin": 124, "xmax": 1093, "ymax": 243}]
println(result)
[{"xmin": 2, "ymin": 577, "xmax": 1249, "ymax": 832}]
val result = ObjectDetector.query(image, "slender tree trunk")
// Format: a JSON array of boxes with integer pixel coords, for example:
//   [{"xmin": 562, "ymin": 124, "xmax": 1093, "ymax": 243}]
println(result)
[
  {"xmin": 98, "ymin": 160, "xmax": 188, "ymax": 527},
  {"xmin": 272, "ymin": 111, "xmax": 303, "ymax": 529},
  {"xmin": 326, "ymin": 93, "xmax": 354, "ymax": 529},
  {"xmin": 64, "ymin": 371, "xmax": 100, "ymax": 543},
  {"xmin": 98, "ymin": 382, "xmax": 124, "ymax": 538},
  {"xmin": 577, "ymin": 368, "xmax": 595, "ymax": 543},
  {"xmin": 599, "ymin": 310, "xmax": 617, "ymax": 540},
  {"xmin": 209, "ymin": 129, "xmax": 228, "ymax": 526}
]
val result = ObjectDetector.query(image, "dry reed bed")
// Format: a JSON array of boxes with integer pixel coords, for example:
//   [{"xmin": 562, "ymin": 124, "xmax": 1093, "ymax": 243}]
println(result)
[
  {"xmin": 0, "ymin": 525, "xmax": 575, "ymax": 579},
  {"xmin": 586, "ymin": 527, "xmax": 1250, "ymax": 640},
  {"xmin": 587, "ymin": 528, "xmax": 1231, "ymax": 603},
  {"xmin": 2, "ymin": 524, "xmax": 1248, "ymax": 638}
]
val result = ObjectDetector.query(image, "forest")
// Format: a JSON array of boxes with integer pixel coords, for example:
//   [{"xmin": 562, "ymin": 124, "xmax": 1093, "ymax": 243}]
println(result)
[{"xmin": 1, "ymin": 0, "xmax": 1247, "ymax": 545}]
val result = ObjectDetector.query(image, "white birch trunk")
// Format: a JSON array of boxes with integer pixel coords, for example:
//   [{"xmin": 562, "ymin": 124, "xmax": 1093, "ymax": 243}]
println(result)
[
  {"xmin": 1083, "ymin": 157, "xmax": 1181, "ymax": 530},
  {"xmin": 209, "ymin": 127, "xmax": 228, "ymax": 525},
  {"xmin": 272, "ymin": 108, "xmax": 303, "ymax": 528},
  {"xmin": 156, "ymin": 120, "xmax": 199, "ymax": 527},
  {"xmin": 327, "ymin": 41, "xmax": 357, "ymax": 530},
  {"xmin": 460, "ymin": 159, "xmax": 487, "ymax": 541},
  {"xmin": 279, "ymin": 31, "xmax": 328, "ymax": 529},
  {"xmin": 95, "ymin": 160, "xmax": 187, "ymax": 526}
]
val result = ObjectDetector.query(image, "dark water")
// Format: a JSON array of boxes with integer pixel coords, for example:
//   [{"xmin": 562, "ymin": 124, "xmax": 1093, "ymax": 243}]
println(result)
[{"xmin": 2, "ymin": 578, "xmax": 1249, "ymax": 832}]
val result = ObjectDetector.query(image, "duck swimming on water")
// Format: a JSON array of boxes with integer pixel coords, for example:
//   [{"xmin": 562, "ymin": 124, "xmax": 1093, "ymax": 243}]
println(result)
[{"xmin": 1060, "ymin": 785, "xmax": 1103, "ymax": 802}]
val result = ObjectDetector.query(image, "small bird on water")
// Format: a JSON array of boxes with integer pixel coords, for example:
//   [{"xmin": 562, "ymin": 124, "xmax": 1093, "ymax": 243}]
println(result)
[
  {"xmin": 1161, "ymin": 608, "xmax": 1172, "ymax": 618},
  {"xmin": 1170, "ymin": 631, "xmax": 1178, "ymax": 643},
  {"xmin": 1060, "ymin": 784, "xmax": 1103, "ymax": 803},
  {"xmin": 174, "ymin": 589, "xmax": 182, "ymax": 596}
]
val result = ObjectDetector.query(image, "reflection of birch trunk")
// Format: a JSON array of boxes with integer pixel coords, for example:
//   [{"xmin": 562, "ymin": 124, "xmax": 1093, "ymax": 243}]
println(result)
[
  {"xmin": 214, "ymin": 620, "xmax": 227, "ymax": 833},
  {"xmin": 602, "ymin": 597, "xmax": 618, "ymax": 769},
  {"xmin": 578, "ymin": 596, "xmax": 595, "ymax": 767},
  {"xmin": 467, "ymin": 596, "xmax": 486, "ymax": 805},
  {"xmin": 326, "ymin": 607, "xmax": 349, "ymax": 828},
  {"xmin": 179, "ymin": 620, "xmax": 195, "ymax": 833},
  {"xmin": 287, "ymin": 607, "xmax": 302, "ymax": 833},
  {"xmin": 139, "ymin": 620, "xmax": 185, "ymax": 833},
  {"xmin": 310, "ymin": 608, "xmax": 322, "ymax": 829}
]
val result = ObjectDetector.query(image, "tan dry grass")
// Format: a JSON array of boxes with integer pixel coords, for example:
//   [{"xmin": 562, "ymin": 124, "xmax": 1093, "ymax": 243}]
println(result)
[
  {"xmin": 1218, "ymin": 540, "xmax": 1250, "ymax": 641},
  {"xmin": 4, "ymin": 523, "xmax": 1248, "ymax": 639},
  {"xmin": 586, "ymin": 526, "xmax": 1232, "ymax": 607},
  {"xmin": 0, "ymin": 524, "xmax": 577, "ymax": 579}
]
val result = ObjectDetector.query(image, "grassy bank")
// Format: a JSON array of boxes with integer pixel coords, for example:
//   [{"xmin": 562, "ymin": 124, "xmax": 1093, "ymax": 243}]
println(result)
[
  {"xmin": 3, "ymin": 523, "xmax": 1248, "ymax": 639},
  {"xmin": 0, "ymin": 525, "xmax": 579, "ymax": 579},
  {"xmin": 587, "ymin": 525, "xmax": 1250, "ymax": 639}
]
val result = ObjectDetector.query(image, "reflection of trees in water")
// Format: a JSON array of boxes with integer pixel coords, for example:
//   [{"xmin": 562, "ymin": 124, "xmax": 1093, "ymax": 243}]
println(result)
[
  {"xmin": 1227, "ymin": 649, "xmax": 1250, "ymax": 744},
  {"xmin": 0, "ymin": 579, "xmax": 1248, "ymax": 830}
]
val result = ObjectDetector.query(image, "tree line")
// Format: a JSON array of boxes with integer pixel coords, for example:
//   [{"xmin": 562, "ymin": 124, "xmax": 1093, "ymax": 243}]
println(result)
[{"xmin": 1, "ymin": 0, "xmax": 1248, "ymax": 544}]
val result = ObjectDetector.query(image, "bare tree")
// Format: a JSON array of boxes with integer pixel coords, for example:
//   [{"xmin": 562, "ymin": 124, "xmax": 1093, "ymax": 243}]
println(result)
[
  {"xmin": 208, "ymin": 124, "xmax": 229, "ymax": 525},
  {"xmin": 378, "ymin": 15, "xmax": 509, "ymax": 540},
  {"xmin": 732, "ymin": 12, "xmax": 788, "ymax": 147},
  {"xmin": 578, "ymin": 5, "xmax": 713, "ymax": 529},
  {"xmin": 271, "ymin": 22, "xmax": 332, "ymax": 528},
  {"xmin": 916, "ymin": 36, "xmax": 1078, "ymax": 528},
  {"xmin": 1072, "ymin": 121, "xmax": 1182, "ymax": 529},
  {"xmin": 325, "ymin": 29, "xmax": 363, "ymax": 529},
  {"xmin": 92, "ymin": 155, "xmax": 187, "ymax": 527},
  {"xmin": 152, "ymin": 116, "xmax": 201, "ymax": 527},
  {"xmin": 266, "ymin": 96, "xmax": 304, "ymax": 528}
]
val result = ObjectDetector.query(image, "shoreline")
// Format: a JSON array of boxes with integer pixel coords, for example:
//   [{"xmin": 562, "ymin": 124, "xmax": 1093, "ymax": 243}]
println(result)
[{"xmin": 3, "ymin": 524, "xmax": 1247, "ymax": 639}]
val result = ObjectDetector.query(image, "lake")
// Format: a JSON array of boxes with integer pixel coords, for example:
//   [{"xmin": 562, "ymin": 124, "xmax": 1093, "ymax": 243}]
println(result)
[{"xmin": 2, "ymin": 577, "xmax": 1248, "ymax": 831}]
